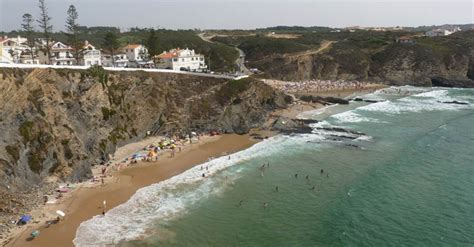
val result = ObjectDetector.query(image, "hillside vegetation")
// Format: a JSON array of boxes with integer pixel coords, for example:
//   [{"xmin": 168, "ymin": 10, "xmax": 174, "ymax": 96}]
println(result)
[{"xmin": 213, "ymin": 30, "xmax": 474, "ymax": 86}]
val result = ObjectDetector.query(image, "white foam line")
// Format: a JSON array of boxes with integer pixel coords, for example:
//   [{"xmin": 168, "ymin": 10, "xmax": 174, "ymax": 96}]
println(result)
[{"xmin": 73, "ymin": 135, "xmax": 301, "ymax": 246}]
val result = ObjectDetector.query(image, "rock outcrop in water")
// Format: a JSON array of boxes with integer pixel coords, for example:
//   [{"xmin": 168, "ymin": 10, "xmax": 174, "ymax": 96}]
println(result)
[{"xmin": 0, "ymin": 67, "xmax": 290, "ymax": 232}]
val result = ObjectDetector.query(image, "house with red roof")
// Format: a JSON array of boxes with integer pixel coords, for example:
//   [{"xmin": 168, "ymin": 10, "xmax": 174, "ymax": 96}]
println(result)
[{"xmin": 157, "ymin": 48, "xmax": 207, "ymax": 72}]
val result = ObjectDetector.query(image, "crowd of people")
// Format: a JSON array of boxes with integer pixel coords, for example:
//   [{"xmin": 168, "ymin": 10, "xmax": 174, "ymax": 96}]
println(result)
[{"xmin": 264, "ymin": 79, "xmax": 379, "ymax": 93}]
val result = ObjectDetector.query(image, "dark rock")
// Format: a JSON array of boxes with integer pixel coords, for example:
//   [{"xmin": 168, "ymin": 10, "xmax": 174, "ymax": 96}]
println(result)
[
  {"xmin": 271, "ymin": 117, "xmax": 317, "ymax": 134},
  {"xmin": 431, "ymin": 76, "xmax": 474, "ymax": 88},
  {"xmin": 351, "ymin": 98, "xmax": 383, "ymax": 103},
  {"xmin": 438, "ymin": 100, "xmax": 469, "ymax": 105},
  {"xmin": 298, "ymin": 95, "xmax": 349, "ymax": 105}
]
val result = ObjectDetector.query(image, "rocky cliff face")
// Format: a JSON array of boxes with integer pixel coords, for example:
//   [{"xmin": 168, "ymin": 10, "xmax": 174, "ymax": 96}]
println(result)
[
  {"xmin": 250, "ymin": 32, "xmax": 474, "ymax": 87},
  {"xmin": 0, "ymin": 67, "xmax": 289, "ymax": 218}
]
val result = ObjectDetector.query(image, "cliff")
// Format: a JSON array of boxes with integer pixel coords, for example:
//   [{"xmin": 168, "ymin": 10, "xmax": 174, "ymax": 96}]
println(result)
[
  {"xmin": 0, "ymin": 67, "xmax": 289, "ymax": 233},
  {"xmin": 221, "ymin": 30, "xmax": 474, "ymax": 87}
]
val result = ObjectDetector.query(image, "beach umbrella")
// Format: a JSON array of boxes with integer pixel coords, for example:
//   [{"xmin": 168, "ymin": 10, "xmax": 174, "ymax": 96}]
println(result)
[
  {"xmin": 56, "ymin": 210, "xmax": 66, "ymax": 217},
  {"xmin": 31, "ymin": 230, "xmax": 40, "ymax": 238},
  {"xmin": 20, "ymin": 215, "xmax": 32, "ymax": 223}
]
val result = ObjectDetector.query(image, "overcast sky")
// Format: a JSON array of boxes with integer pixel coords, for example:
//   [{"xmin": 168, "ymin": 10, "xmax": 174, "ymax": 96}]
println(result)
[{"xmin": 0, "ymin": 0, "xmax": 472, "ymax": 31}]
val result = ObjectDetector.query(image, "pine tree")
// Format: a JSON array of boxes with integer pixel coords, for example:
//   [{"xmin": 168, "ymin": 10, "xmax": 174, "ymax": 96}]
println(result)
[
  {"xmin": 37, "ymin": 0, "xmax": 53, "ymax": 64},
  {"xmin": 22, "ymin": 13, "xmax": 36, "ymax": 63},
  {"xmin": 65, "ymin": 5, "xmax": 82, "ymax": 64},
  {"xmin": 102, "ymin": 32, "xmax": 120, "ymax": 66},
  {"xmin": 145, "ymin": 28, "xmax": 159, "ymax": 65}
]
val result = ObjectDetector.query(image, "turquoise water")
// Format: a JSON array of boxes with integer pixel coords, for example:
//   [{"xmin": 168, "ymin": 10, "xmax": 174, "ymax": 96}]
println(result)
[{"xmin": 74, "ymin": 87, "xmax": 474, "ymax": 246}]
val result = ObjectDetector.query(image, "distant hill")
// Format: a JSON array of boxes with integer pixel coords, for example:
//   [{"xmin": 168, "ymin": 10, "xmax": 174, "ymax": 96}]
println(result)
[
  {"xmin": 213, "ymin": 29, "xmax": 474, "ymax": 87},
  {"xmin": 405, "ymin": 24, "xmax": 474, "ymax": 32}
]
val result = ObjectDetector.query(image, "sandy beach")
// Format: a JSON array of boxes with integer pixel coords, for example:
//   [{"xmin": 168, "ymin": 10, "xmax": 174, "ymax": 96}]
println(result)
[
  {"xmin": 3, "ymin": 84, "xmax": 378, "ymax": 247},
  {"xmin": 5, "ymin": 133, "xmax": 260, "ymax": 247}
]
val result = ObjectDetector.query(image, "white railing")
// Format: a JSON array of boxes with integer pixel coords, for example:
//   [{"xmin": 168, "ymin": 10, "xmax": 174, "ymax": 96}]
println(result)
[{"xmin": 0, "ymin": 63, "xmax": 249, "ymax": 80}]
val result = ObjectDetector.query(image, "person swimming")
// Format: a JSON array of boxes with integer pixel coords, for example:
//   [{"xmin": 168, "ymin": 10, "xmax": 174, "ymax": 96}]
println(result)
[
  {"xmin": 275, "ymin": 186, "xmax": 279, "ymax": 192},
  {"xmin": 312, "ymin": 186, "xmax": 316, "ymax": 190},
  {"xmin": 320, "ymin": 169, "xmax": 324, "ymax": 175},
  {"xmin": 295, "ymin": 173, "xmax": 298, "ymax": 179},
  {"xmin": 263, "ymin": 202, "xmax": 268, "ymax": 209}
]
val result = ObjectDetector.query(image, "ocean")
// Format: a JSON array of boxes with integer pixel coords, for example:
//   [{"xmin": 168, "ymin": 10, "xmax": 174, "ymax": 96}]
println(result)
[{"xmin": 74, "ymin": 86, "xmax": 474, "ymax": 246}]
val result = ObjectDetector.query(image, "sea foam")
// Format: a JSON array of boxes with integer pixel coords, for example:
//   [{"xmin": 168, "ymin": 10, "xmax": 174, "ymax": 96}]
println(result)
[
  {"xmin": 73, "ymin": 135, "xmax": 312, "ymax": 246},
  {"xmin": 358, "ymin": 90, "xmax": 472, "ymax": 114}
]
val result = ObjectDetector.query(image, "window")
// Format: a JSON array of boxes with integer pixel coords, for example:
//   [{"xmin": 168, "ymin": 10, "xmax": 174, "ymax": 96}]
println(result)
[
  {"xmin": 173, "ymin": 58, "xmax": 178, "ymax": 62},
  {"xmin": 182, "ymin": 58, "xmax": 185, "ymax": 62}
]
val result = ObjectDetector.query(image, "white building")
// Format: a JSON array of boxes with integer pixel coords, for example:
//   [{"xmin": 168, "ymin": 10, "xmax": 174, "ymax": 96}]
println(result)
[
  {"xmin": 426, "ymin": 27, "xmax": 461, "ymax": 37},
  {"xmin": 101, "ymin": 53, "xmax": 129, "ymax": 67},
  {"xmin": 122, "ymin": 44, "xmax": 148, "ymax": 62},
  {"xmin": 80, "ymin": 41, "xmax": 101, "ymax": 66},
  {"xmin": 50, "ymin": 41, "xmax": 76, "ymax": 65},
  {"xmin": 157, "ymin": 48, "xmax": 207, "ymax": 72},
  {"xmin": 0, "ymin": 36, "xmax": 28, "ymax": 64}
]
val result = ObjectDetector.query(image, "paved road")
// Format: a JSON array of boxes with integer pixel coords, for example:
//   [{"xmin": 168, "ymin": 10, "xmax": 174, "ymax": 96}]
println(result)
[
  {"xmin": 0, "ymin": 63, "xmax": 249, "ymax": 80},
  {"xmin": 198, "ymin": 32, "xmax": 252, "ymax": 76}
]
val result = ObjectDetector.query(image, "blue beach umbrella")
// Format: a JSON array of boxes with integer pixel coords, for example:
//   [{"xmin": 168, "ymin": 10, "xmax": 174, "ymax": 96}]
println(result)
[{"xmin": 20, "ymin": 215, "xmax": 31, "ymax": 223}]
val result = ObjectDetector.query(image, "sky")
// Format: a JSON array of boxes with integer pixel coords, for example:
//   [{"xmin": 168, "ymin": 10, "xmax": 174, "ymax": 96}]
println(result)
[{"xmin": 0, "ymin": 0, "xmax": 472, "ymax": 31}]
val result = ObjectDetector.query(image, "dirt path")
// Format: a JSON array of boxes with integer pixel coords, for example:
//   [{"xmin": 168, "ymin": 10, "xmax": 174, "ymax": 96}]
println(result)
[{"xmin": 284, "ymin": 40, "xmax": 335, "ymax": 58}]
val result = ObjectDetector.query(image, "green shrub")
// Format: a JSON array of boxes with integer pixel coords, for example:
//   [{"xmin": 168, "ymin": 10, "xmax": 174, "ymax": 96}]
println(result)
[
  {"xmin": 5, "ymin": 145, "xmax": 19, "ymax": 161},
  {"xmin": 101, "ymin": 107, "xmax": 116, "ymax": 121},
  {"xmin": 19, "ymin": 121, "xmax": 34, "ymax": 142},
  {"xmin": 216, "ymin": 78, "xmax": 251, "ymax": 105}
]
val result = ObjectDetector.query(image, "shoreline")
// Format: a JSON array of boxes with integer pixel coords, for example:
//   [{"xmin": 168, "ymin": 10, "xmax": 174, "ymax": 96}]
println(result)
[
  {"xmin": 3, "ymin": 86, "xmax": 375, "ymax": 247},
  {"xmin": 4, "ymin": 133, "xmax": 264, "ymax": 247}
]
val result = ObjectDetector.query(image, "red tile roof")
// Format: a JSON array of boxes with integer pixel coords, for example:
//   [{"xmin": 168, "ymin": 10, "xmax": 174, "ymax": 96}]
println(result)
[
  {"xmin": 123, "ymin": 44, "xmax": 141, "ymax": 50},
  {"xmin": 158, "ymin": 51, "xmax": 179, "ymax": 59}
]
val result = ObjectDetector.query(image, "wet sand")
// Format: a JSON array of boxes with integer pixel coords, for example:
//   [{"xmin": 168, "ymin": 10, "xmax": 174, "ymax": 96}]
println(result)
[{"xmin": 6, "ymin": 134, "xmax": 257, "ymax": 247}]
